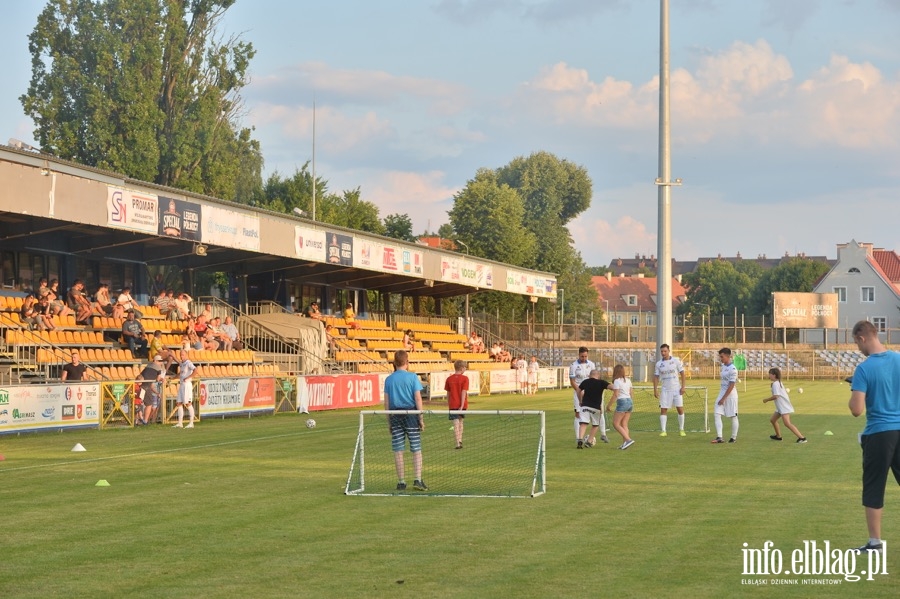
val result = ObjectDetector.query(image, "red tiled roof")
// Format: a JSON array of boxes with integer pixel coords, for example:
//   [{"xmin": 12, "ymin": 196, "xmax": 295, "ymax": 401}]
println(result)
[
  {"xmin": 873, "ymin": 250, "xmax": 900, "ymax": 283},
  {"xmin": 591, "ymin": 276, "xmax": 686, "ymax": 312}
]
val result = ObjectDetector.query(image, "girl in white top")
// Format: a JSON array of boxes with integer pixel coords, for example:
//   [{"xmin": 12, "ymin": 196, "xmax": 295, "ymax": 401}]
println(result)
[
  {"xmin": 607, "ymin": 364, "xmax": 635, "ymax": 449},
  {"xmin": 762, "ymin": 367, "xmax": 807, "ymax": 443}
]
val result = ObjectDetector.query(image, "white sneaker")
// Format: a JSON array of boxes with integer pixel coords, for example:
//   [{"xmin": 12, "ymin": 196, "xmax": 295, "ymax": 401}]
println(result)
[
  {"xmin": 185, "ymin": 423, "xmax": 194, "ymax": 429},
  {"xmin": 173, "ymin": 423, "xmax": 183, "ymax": 428}
]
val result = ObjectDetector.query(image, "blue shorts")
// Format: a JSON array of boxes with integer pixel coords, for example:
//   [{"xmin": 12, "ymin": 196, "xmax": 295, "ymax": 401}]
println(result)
[
  {"xmin": 390, "ymin": 414, "xmax": 422, "ymax": 452},
  {"xmin": 615, "ymin": 397, "xmax": 633, "ymax": 413},
  {"xmin": 448, "ymin": 413, "xmax": 465, "ymax": 421}
]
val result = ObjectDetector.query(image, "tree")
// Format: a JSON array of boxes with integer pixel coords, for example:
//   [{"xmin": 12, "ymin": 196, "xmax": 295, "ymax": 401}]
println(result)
[
  {"xmin": 448, "ymin": 169, "xmax": 536, "ymax": 266},
  {"xmin": 383, "ymin": 213, "xmax": 416, "ymax": 242},
  {"xmin": 257, "ymin": 163, "xmax": 325, "ymax": 215},
  {"xmin": 318, "ymin": 188, "xmax": 385, "ymax": 235},
  {"xmin": 21, "ymin": 0, "xmax": 259, "ymax": 200},
  {"xmin": 678, "ymin": 260, "xmax": 756, "ymax": 319},
  {"xmin": 749, "ymin": 258, "xmax": 832, "ymax": 318},
  {"xmin": 437, "ymin": 223, "xmax": 455, "ymax": 241}
]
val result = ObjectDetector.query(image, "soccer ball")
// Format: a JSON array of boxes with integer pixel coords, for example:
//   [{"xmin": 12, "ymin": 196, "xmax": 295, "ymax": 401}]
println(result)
[
  {"xmin": 798, "ymin": 388, "xmax": 804, "ymax": 394},
  {"xmin": 305, "ymin": 419, "xmax": 317, "ymax": 429}
]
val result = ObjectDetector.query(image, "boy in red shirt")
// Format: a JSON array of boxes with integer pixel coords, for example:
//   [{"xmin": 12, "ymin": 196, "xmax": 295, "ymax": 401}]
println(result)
[{"xmin": 445, "ymin": 360, "xmax": 469, "ymax": 449}]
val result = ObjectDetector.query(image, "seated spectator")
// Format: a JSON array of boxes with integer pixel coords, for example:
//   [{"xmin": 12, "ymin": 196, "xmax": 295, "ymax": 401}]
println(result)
[
  {"xmin": 94, "ymin": 283, "xmax": 114, "ymax": 316},
  {"xmin": 35, "ymin": 294, "xmax": 57, "ymax": 331},
  {"xmin": 21, "ymin": 295, "xmax": 46, "ymax": 331},
  {"xmin": 46, "ymin": 279, "xmax": 74, "ymax": 318},
  {"xmin": 403, "ymin": 329, "xmax": 416, "ymax": 352},
  {"xmin": 490, "ymin": 342, "xmax": 502, "ymax": 361},
  {"xmin": 343, "ymin": 303, "xmax": 360, "ymax": 330},
  {"xmin": 174, "ymin": 292, "xmax": 193, "ymax": 320},
  {"xmin": 470, "ymin": 333, "xmax": 485, "ymax": 353},
  {"xmin": 498, "ymin": 342, "xmax": 512, "ymax": 362},
  {"xmin": 220, "ymin": 316, "xmax": 243, "ymax": 350},
  {"xmin": 115, "ymin": 286, "xmax": 142, "ymax": 318},
  {"xmin": 207, "ymin": 317, "xmax": 233, "ymax": 351},
  {"xmin": 193, "ymin": 314, "xmax": 209, "ymax": 337},
  {"xmin": 122, "ymin": 310, "xmax": 149, "ymax": 358},
  {"xmin": 67, "ymin": 279, "xmax": 93, "ymax": 325},
  {"xmin": 36, "ymin": 277, "xmax": 50, "ymax": 299},
  {"xmin": 200, "ymin": 303, "xmax": 213, "ymax": 320},
  {"xmin": 155, "ymin": 289, "xmax": 175, "ymax": 319},
  {"xmin": 147, "ymin": 329, "xmax": 175, "ymax": 369},
  {"xmin": 305, "ymin": 301, "xmax": 324, "ymax": 320},
  {"xmin": 202, "ymin": 328, "xmax": 220, "ymax": 351}
]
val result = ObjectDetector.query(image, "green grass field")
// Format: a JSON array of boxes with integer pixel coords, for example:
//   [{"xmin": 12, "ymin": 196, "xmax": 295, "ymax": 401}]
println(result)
[{"xmin": 1, "ymin": 378, "xmax": 896, "ymax": 598}]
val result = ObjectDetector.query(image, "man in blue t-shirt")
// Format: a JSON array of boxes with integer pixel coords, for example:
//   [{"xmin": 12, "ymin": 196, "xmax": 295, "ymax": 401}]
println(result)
[
  {"xmin": 384, "ymin": 350, "xmax": 427, "ymax": 492},
  {"xmin": 849, "ymin": 320, "xmax": 900, "ymax": 553}
]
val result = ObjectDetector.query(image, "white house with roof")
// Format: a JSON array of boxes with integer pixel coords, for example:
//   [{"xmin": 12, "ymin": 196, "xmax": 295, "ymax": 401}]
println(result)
[{"xmin": 807, "ymin": 240, "xmax": 900, "ymax": 343}]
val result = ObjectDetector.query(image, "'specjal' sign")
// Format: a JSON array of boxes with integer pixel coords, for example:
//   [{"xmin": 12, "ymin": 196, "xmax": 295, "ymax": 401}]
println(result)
[{"xmin": 773, "ymin": 292, "xmax": 839, "ymax": 328}]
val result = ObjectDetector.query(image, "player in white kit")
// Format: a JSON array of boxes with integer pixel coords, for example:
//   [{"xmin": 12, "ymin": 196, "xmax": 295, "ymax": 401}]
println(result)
[
  {"xmin": 712, "ymin": 347, "xmax": 739, "ymax": 444},
  {"xmin": 653, "ymin": 343, "xmax": 686, "ymax": 437}
]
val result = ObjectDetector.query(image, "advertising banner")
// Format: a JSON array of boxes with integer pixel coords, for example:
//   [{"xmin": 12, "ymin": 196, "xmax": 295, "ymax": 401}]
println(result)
[
  {"xmin": 773, "ymin": 292, "xmax": 839, "ymax": 329},
  {"xmin": 197, "ymin": 377, "xmax": 276, "ymax": 417},
  {"xmin": 201, "ymin": 205, "xmax": 261, "ymax": 251},
  {"xmin": 401, "ymin": 248, "xmax": 424, "ymax": 277},
  {"xmin": 353, "ymin": 238, "xmax": 382, "ymax": 271},
  {"xmin": 427, "ymin": 370, "xmax": 481, "ymax": 399},
  {"xmin": 0, "ymin": 383, "xmax": 101, "ymax": 434},
  {"xmin": 489, "ymin": 369, "xmax": 519, "ymax": 393},
  {"xmin": 326, "ymin": 232, "xmax": 353, "ymax": 266},
  {"xmin": 158, "ymin": 196, "xmax": 201, "ymax": 241},
  {"xmin": 107, "ymin": 186, "xmax": 158, "ymax": 233},
  {"xmin": 295, "ymin": 226, "xmax": 327, "ymax": 262},
  {"xmin": 296, "ymin": 374, "xmax": 382, "ymax": 412}
]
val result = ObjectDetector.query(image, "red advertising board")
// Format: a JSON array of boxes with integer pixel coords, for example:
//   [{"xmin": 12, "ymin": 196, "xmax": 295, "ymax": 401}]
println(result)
[{"xmin": 297, "ymin": 374, "xmax": 382, "ymax": 412}]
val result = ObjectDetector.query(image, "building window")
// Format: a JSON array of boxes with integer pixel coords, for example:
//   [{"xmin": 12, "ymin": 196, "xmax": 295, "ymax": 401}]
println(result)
[
  {"xmin": 833, "ymin": 286, "xmax": 846, "ymax": 302},
  {"xmin": 646, "ymin": 313, "xmax": 653, "ymax": 326},
  {"xmin": 861, "ymin": 287, "xmax": 875, "ymax": 303},
  {"xmin": 626, "ymin": 295, "xmax": 637, "ymax": 306},
  {"xmin": 872, "ymin": 317, "xmax": 887, "ymax": 333},
  {"xmin": 630, "ymin": 314, "xmax": 639, "ymax": 326}
]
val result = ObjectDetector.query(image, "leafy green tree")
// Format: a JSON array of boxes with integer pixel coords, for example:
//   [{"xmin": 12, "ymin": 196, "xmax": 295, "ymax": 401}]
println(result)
[
  {"xmin": 257, "ymin": 163, "xmax": 325, "ymax": 215},
  {"xmin": 318, "ymin": 188, "xmax": 385, "ymax": 234},
  {"xmin": 437, "ymin": 223, "xmax": 455, "ymax": 241},
  {"xmin": 448, "ymin": 169, "xmax": 536, "ymax": 266},
  {"xmin": 21, "ymin": 0, "xmax": 258, "ymax": 200},
  {"xmin": 678, "ymin": 260, "xmax": 756, "ymax": 320},
  {"xmin": 587, "ymin": 265, "xmax": 611, "ymax": 276},
  {"xmin": 749, "ymin": 258, "xmax": 832, "ymax": 318},
  {"xmin": 383, "ymin": 213, "xmax": 416, "ymax": 242}
]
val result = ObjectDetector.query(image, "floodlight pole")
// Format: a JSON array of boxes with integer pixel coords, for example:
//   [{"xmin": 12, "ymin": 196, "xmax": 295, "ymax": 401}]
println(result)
[
  {"xmin": 655, "ymin": 0, "xmax": 680, "ymax": 357},
  {"xmin": 311, "ymin": 100, "xmax": 317, "ymax": 221},
  {"xmin": 456, "ymin": 240, "xmax": 470, "ymax": 331}
]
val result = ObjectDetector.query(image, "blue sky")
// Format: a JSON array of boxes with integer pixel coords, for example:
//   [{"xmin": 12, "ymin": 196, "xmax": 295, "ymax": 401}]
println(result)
[{"xmin": 5, "ymin": 1, "xmax": 900, "ymax": 268}]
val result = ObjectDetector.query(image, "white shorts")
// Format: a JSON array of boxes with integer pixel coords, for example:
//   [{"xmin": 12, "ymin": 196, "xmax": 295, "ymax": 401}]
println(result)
[
  {"xmin": 658, "ymin": 388, "xmax": 683, "ymax": 410},
  {"xmin": 773, "ymin": 397, "xmax": 794, "ymax": 415},
  {"xmin": 714, "ymin": 394, "xmax": 738, "ymax": 418},
  {"xmin": 581, "ymin": 407, "xmax": 603, "ymax": 426},
  {"xmin": 177, "ymin": 380, "xmax": 193, "ymax": 404}
]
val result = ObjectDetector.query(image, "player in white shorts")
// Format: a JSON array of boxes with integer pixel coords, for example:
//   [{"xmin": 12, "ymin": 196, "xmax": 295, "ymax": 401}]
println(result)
[
  {"xmin": 569, "ymin": 347, "xmax": 606, "ymax": 443},
  {"xmin": 174, "ymin": 349, "xmax": 196, "ymax": 429},
  {"xmin": 712, "ymin": 347, "xmax": 739, "ymax": 444},
  {"xmin": 653, "ymin": 343, "xmax": 686, "ymax": 437}
]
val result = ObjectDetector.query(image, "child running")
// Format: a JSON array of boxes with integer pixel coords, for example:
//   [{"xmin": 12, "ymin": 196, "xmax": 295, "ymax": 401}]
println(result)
[
  {"xmin": 444, "ymin": 360, "xmax": 469, "ymax": 449},
  {"xmin": 607, "ymin": 364, "xmax": 635, "ymax": 450},
  {"xmin": 762, "ymin": 367, "xmax": 807, "ymax": 443}
]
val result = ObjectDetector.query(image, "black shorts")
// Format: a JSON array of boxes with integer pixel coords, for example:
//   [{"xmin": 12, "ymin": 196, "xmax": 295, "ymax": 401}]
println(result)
[{"xmin": 861, "ymin": 430, "xmax": 900, "ymax": 509}]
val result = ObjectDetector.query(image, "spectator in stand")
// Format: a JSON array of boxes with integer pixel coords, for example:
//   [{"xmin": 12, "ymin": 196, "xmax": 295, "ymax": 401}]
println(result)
[
  {"xmin": 202, "ymin": 328, "xmax": 221, "ymax": 351},
  {"xmin": 200, "ymin": 303, "xmax": 213, "ymax": 320},
  {"xmin": 36, "ymin": 277, "xmax": 49, "ymax": 298},
  {"xmin": 67, "ymin": 279, "xmax": 93, "ymax": 324},
  {"xmin": 208, "ymin": 317, "xmax": 233, "ymax": 351},
  {"xmin": 467, "ymin": 332, "xmax": 485, "ymax": 353},
  {"xmin": 324, "ymin": 324, "xmax": 337, "ymax": 353},
  {"xmin": 174, "ymin": 292, "xmax": 193, "ymax": 320},
  {"xmin": 403, "ymin": 329, "xmax": 416, "ymax": 352},
  {"xmin": 46, "ymin": 279, "xmax": 74, "ymax": 318},
  {"xmin": 122, "ymin": 310, "xmax": 148, "ymax": 358},
  {"xmin": 220, "ymin": 316, "xmax": 242, "ymax": 350},
  {"xmin": 94, "ymin": 283, "xmax": 114, "ymax": 316},
  {"xmin": 61, "ymin": 350, "xmax": 87, "ymax": 381},
  {"xmin": 155, "ymin": 289, "xmax": 174, "ymax": 319},
  {"xmin": 193, "ymin": 313, "xmax": 209, "ymax": 337},
  {"xmin": 498, "ymin": 342, "xmax": 512, "ymax": 363},
  {"xmin": 305, "ymin": 301, "xmax": 324, "ymax": 320},
  {"xmin": 34, "ymin": 294, "xmax": 58, "ymax": 331},
  {"xmin": 183, "ymin": 331, "xmax": 203, "ymax": 351},
  {"xmin": 343, "ymin": 303, "xmax": 361, "ymax": 329},
  {"xmin": 115, "ymin": 286, "xmax": 142, "ymax": 318},
  {"xmin": 148, "ymin": 330, "xmax": 175, "ymax": 370},
  {"xmin": 21, "ymin": 295, "xmax": 46, "ymax": 331}
]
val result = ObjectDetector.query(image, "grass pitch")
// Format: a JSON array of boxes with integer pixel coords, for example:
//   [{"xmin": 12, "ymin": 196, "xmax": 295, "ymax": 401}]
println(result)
[{"xmin": 1, "ymin": 378, "xmax": 896, "ymax": 598}]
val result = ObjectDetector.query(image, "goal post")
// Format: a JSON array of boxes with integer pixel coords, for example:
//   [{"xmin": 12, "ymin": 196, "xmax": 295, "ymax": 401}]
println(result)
[
  {"xmin": 626, "ymin": 385, "xmax": 709, "ymax": 433},
  {"xmin": 345, "ymin": 410, "xmax": 546, "ymax": 498}
]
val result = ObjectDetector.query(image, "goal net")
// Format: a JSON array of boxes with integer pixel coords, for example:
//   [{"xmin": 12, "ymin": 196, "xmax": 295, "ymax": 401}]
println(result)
[
  {"xmin": 623, "ymin": 386, "xmax": 709, "ymax": 433},
  {"xmin": 345, "ymin": 410, "xmax": 546, "ymax": 498}
]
